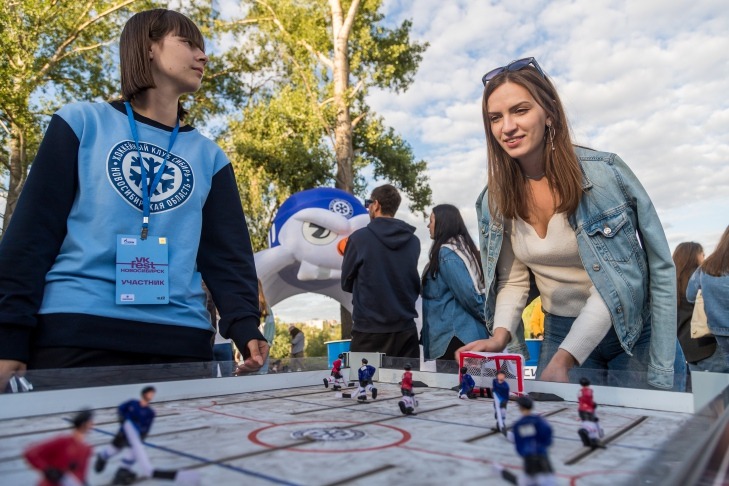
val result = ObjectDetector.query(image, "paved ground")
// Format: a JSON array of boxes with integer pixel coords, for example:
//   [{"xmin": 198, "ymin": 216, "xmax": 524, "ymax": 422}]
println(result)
[{"xmin": 0, "ymin": 380, "xmax": 692, "ymax": 485}]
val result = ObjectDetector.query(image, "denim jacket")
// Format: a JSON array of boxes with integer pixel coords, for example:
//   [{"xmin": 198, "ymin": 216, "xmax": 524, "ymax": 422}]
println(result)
[
  {"xmin": 421, "ymin": 247, "xmax": 488, "ymax": 359},
  {"xmin": 687, "ymin": 269, "xmax": 729, "ymax": 336},
  {"xmin": 476, "ymin": 147, "xmax": 676, "ymax": 389}
]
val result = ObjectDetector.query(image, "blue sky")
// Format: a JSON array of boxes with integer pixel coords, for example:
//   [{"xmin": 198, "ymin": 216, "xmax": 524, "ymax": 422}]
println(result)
[{"xmin": 228, "ymin": 0, "xmax": 729, "ymax": 322}]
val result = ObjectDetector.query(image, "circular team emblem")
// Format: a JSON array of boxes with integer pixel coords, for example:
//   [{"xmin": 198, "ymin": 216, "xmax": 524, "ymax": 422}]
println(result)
[
  {"xmin": 290, "ymin": 427, "xmax": 365, "ymax": 441},
  {"xmin": 329, "ymin": 198, "xmax": 354, "ymax": 218},
  {"xmin": 107, "ymin": 140, "xmax": 194, "ymax": 213}
]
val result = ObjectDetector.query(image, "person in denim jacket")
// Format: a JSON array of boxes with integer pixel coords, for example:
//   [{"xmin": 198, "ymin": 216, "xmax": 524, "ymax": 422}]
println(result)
[
  {"xmin": 456, "ymin": 58, "xmax": 680, "ymax": 389},
  {"xmin": 687, "ymin": 226, "xmax": 729, "ymax": 369},
  {"xmin": 421, "ymin": 204, "xmax": 489, "ymax": 362}
]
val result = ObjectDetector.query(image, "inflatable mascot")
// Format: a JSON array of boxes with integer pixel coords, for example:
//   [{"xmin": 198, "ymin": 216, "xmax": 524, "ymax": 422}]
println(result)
[{"xmin": 254, "ymin": 188, "xmax": 370, "ymax": 309}]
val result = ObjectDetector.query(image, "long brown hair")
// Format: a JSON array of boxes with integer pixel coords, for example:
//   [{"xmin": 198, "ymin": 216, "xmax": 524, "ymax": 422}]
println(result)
[
  {"xmin": 702, "ymin": 226, "xmax": 729, "ymax": 277},
  {"xmin": 424, "ymin": 204, "xmax": 483, "ymax": 285},
  {"xmin": 672, "ymin": 242, "xmax": 704, "ymax": 305},
  {"xmin": 119, "ymin": 9, "xmax": 205, "ymax": 121},
  {"xmin": 258, "ymin": 279, "xmax": 269, "ymax": 317},
  {"xmin": 481, "ymin": 66, "xmax": 583, "ymax": 220}
]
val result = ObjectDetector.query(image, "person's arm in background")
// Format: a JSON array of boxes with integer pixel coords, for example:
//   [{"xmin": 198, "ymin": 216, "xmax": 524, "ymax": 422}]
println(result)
[
  {"xmin": 438, "ymin": 248, "xmax": 486, "ymax": 322},
  {"xmin": 0, "ymin": 114, "xmax": 79, "ymax": 390},
  {"xmin": 686, "ymin": 268, "xmax": 701, "ymax": 303}
]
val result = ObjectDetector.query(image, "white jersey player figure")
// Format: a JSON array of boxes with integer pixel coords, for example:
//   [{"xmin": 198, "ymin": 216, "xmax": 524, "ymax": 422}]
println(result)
[
  {"xmin": 578, "ymin": 416, "xmax": 606, "ymax": 450},
  {"xmin": 95, "ymin": 387, "xmax": 199, "ymax": 485},
  {"xmin": 492, "ymin": 370, "xmax": 510, "ymax": 435},
  {"xmin": 323, "ymin": 353, "xmax": 347, "ymax": 390},
  {"xmin": 356, "ymin": 358, "xmax": 378, "ymax": 402}
]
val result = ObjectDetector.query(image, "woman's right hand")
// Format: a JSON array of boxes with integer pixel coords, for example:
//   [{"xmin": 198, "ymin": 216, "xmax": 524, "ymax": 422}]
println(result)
[{"xmin": 455, "ymin": 328, "xmax": 511, "ymax": 363}]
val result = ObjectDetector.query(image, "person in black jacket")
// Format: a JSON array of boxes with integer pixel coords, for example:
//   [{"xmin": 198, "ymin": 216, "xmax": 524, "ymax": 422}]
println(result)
[{"xmin": 341, "ymin": 184, "xmax": 420, "ymax": 358}]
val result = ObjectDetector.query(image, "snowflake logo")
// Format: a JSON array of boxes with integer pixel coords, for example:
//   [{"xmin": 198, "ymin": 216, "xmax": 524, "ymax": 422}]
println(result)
[
  {"xmin": 328, "ymin": 198, "xmax": 353, "ymax": 218},
  {"xmin": 107, "ymin": 140, "xmax": 195, "ymax": 213}
]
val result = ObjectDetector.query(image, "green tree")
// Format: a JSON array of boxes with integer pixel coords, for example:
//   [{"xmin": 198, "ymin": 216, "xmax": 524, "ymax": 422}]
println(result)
[
  {"xmin": 0, "ymin": 0, "xmax": 154, "ymax": 232},
  {"xmin": 0, "ymin": 1, "xmax": 268, "ymax": 233},
  {"xmin": 229, "ymin": 0, "xmax": 432, "ymax": 336}
]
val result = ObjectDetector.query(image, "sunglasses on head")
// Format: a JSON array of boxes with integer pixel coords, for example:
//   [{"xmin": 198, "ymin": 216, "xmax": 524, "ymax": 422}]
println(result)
[
  {"xmin": 364, "ymin": 199, "xmax": 374, "ymax": 208},
  {"xmin": 481, "ymin": 57, "xmax": 546, "ymax": 86}
]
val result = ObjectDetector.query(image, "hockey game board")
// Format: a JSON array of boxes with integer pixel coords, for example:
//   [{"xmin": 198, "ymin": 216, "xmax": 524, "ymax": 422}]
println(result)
[{"xmin": 0, "ymin": 377, "xmax": 694, "ymax": 486}]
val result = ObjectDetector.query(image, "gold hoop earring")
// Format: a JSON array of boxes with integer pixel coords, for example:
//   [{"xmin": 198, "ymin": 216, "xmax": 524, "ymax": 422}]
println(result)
[{"xmin": 547, "ymin": 124, "xmax": 555, "ymax": 151}]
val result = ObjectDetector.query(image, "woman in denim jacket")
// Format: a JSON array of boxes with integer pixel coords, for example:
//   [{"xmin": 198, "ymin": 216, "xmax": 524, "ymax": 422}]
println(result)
[
  {"xmin": 456, "ymin": 58, "xmax": 680, "ymax": 389},
  {"xmin": 421, "ymin": 204, "xmax": 488, "ymax": 362},
  {"xmin": 687, "ymin": 226, "xmax": 729, "ymax": 369}
]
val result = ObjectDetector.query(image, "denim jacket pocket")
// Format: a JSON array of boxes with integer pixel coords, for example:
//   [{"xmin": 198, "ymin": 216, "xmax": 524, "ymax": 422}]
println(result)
[{"xmin": 585, "ymin": 210, "xmax": 640, "ymax": 263}]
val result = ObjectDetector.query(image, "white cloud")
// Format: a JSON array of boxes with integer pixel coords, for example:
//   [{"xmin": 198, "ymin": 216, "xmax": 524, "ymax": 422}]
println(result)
[{"xmin": 277, "ymin": 0, "xmax": 729, "ymax": 321}]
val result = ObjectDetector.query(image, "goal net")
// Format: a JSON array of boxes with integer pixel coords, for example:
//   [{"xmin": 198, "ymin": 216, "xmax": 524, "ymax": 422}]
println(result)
[{"xmin": 459, "ymin": 352, "xmax": 524, "ymax": 395}]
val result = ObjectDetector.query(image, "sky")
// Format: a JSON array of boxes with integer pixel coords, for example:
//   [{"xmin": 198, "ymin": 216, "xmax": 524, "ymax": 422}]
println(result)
[{"xmin": 250, "ymin": 0, "xmax": 729, "ymax": 323}]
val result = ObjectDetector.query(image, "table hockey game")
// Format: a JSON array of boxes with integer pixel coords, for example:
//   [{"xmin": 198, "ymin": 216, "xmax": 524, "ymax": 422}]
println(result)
[{"xmin": 3, "ymin": 353, "xmax": 724, "ymax": 486}]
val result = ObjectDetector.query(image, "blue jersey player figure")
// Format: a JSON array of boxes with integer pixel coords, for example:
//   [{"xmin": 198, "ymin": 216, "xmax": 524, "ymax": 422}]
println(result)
[
  {"xmin": 496, "ymin": 396, "xmax": 556, "ymax": 486},
  {"xmin": 356, "ymin": 358, "xmax": 378, "ymax": 402},
  {"xmin": 492, "ymin": 370, "xmax": 510, "ymax": 434},
  {"xmin": 94, "ymin": 386, "xmax": 199, "ymax": 485},
  {"xmin": 458, "ymin": 367, "xmax": 476, "ymax": 399}
]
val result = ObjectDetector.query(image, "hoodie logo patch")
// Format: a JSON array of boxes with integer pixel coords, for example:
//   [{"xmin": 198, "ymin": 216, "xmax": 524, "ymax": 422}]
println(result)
[{"xmin": 107, "ymin": 140, "xmax": 194, "ymax": 213}]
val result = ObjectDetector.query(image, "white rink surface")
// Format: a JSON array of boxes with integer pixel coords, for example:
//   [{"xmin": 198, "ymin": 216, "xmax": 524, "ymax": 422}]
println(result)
[{"xmin": 0, "ymin": 380, "xmax": 692, "ymax": 486}]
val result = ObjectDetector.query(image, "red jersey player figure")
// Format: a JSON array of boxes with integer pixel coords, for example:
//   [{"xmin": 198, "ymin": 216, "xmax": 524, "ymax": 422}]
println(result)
[
  {"xmin": 25, "ymin": 409, "xmax": 94, "ymax": 486},
  {"xmin": 577, "ymin": 377, "xmax": 596, "ymax": 421},
  {"xmin": 398, "ymin": 363, "xmax": 418, "ymax": 415},
  {"xmin": 95, "ymin": 386, "xmax": 200, "ymax": 485},
  {"xmin": 323, "ymin": 353, "xmax": 347, "ymax": 390},
  {"xmin": 577, "ymin": 377, "xmax": 605, "ymax": 449}
]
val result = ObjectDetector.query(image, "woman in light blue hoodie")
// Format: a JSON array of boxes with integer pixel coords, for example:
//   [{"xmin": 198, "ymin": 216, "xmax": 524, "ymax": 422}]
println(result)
[{"xmin": 687, "ymin": 226, "xmax": 729, "ymax": 368}]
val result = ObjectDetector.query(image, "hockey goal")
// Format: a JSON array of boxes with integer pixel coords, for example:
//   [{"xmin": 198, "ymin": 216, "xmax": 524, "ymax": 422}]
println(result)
[{"xmin": 459, "ymin": 352, "xmax": 524, "ymax": 395}]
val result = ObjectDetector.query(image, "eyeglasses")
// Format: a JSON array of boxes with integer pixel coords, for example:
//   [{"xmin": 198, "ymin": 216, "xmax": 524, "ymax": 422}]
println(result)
[
  {"xmin": 364, "ymin": 199, "xmax": 374, "ymax": 209},
  {"xmin": 481, "ymin": 57, "xmax": 546, "ymax": 86}
]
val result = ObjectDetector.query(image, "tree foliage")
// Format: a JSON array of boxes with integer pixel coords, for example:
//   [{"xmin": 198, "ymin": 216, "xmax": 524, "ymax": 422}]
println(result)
[{"xmin": 225, "ymin": 0, "xmax": 432, "ymax": 231}]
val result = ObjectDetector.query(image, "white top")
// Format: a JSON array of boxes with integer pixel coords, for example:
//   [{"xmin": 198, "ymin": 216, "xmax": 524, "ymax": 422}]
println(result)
[{"xmin": 493, "ymin": 214, "xmax": 612, "ymax": 364}]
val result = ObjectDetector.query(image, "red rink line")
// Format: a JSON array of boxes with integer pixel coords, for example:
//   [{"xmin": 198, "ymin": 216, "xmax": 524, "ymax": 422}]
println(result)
[{"xmin": 198, "ymin": 401, "xmax": 277, "ymax": 425}]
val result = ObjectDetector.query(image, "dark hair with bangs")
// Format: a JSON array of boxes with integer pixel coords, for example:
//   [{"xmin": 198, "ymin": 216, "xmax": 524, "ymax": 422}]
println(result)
[
  {"xmin": 119, "ymin": 9, "xmax": 205, "ymax": 121},
  {"xmin": 481, "ymin": 66, "xmax": 583, "ymax": 220}
]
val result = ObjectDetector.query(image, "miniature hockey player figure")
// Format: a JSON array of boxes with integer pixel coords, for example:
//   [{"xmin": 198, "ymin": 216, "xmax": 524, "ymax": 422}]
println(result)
[
  {"xmin": 24, "ymin": 409, "xmax": 94, "ymax": 486},
  {"xmin": 578, "ymin": 416, "xmax": 606, "ymax": 450},
  {"xmin": 95, "ymin": 386, "xmax": 199, "ymax": 485},
  {"xmin": 492, "ymin": 370, "xmax": 510, "ymax": 434},
  {"xmin": 458, "ymin": 367, "xmax": 476, "ymax": 399},
  {"xmin": 356, "ymin": 358, "xmax": 378, "ymax": 402},
  {"xmin": 498, "ymin": 396, "xmax": 556, "ymax": 486},
  {"xmin": 577, "ymin": 377, "xmax": 596, "ymax": 421},
  {"xmin": 323, "ymin": 353, "xmax": 347, "ymax": 390},
  {"xmin": 398, "ymin": 392, "xmax": 419, "ymax": 415},
  {"xmin": 401, "ymin": 363, "xmax": 413, "ymax": 396},
  {"xmin": 398, "ymin": 363, "xmax": 417, "ymax": 414}
]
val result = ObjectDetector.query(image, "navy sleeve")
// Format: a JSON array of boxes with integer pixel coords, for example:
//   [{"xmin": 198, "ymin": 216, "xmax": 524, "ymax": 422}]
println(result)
[
  {"xmin": 0, "ymin": 115, "xmax": 78, "ymax": 362},
  {"xmin": 197, "ymin": 164, "xmax": 263, "ymax": 350}
]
